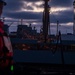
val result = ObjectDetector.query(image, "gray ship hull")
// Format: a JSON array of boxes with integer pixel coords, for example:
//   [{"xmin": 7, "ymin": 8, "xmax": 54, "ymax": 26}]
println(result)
[{"xmin": 13, "ymin": 49, "xmax": 75, "ymax": 64}]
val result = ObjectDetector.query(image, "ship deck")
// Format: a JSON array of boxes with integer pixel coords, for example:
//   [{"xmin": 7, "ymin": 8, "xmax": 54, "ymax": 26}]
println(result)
[
  {"xmin": 14, "ymin": 62, "xmax": 75, "ymax": 74},
  {"xmin": 13, "ymin": 49, "xmax": 75, "ymax": 74}
]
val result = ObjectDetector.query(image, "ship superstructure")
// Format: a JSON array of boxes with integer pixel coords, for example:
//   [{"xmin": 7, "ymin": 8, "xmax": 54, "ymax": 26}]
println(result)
[{"xmin": 17, "ymin": 24, "xmax": 37, "ymax": 39}]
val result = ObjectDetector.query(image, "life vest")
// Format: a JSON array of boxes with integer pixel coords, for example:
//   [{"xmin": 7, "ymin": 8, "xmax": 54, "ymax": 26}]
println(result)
[{"xmin": 0, "ymin": 32, "xmax": 13, "ymax": 69}]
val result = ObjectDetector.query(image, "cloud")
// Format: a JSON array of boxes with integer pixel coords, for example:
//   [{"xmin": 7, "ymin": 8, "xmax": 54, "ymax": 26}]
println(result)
[
  {"xmin": 2, "ymin": 0, "xmax": 74, "ymax": 34},
  {"xmin": 50, "ymin": 9, "xmax": 73, "ymax": 23},
  {"xmin": 22, "ymin": 0, "xmax": 40, "ymax": 2},
  {"xmin": 4, "ymin": 0, "xmax": 24, "ymax": 11},
  {"xmin": 50, "ymin": 0, "xmax": 73, "ymax": 7},
  {"xmin": 3, "ymin": 11, "xmax": 42, "ymax": 20}
]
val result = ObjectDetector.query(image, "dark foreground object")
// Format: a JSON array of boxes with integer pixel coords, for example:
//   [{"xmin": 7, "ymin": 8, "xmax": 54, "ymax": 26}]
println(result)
[
  {"xmin": 14, "ymin": 62, "xmax": 75, "ymax": 75},
  {"xmin": 0, "ymin": 67, "xmax": 13, "ymax": 75}
]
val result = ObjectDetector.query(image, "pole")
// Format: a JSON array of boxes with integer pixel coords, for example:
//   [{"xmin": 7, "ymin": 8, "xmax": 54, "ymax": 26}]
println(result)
[
  {"xmin": 21, "ymin": 19, "xmax": 23, "ymax": 25},
  {"xmin": 48, "ymin": 6, "xmax": 51, "ymax": 35},
  {"xmin": 2, "ymin": 17, "xmax": 5, "ymax": 22},
  {"xmin": 56, "ymin": 21, "xmax": 59, "ymax": 35},
  {"xmin": 59, "ymin": 32, "xmax": 64, "ymax": 65},
  {"xmin": 43, "ymin": 0, "xmax": 49, "ymax": 43},
  {"xmin": 73, "ymin": 0, "xmax": 75, "ymax": 35}
]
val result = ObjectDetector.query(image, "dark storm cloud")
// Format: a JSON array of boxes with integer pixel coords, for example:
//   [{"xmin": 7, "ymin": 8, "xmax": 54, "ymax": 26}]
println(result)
[
  {"xmin": 3, "ymin": 11, "xmax": 42, "ymax": 20},
  {"xmin": 17, "ymin": 8, "xmax": 73, "ymax": 24},
  {"xmin": 3, "ymin": 0, "xmax": 36, "ymax": 13},
  {"xmin": 50, "ymin": 9, "xmax": 73, "ymax": 23},
  {"xmin": 2, "ymin": 0, "xmax": 74, "ymax": 24},
  {"xmin": 50, "ymin": 0, "xmax": 73, "ymax": 7},
  {"xmin": 3, "ymin": 0, "xmax": 24, "ymax": 12},
  {"xmin": 3, "ymin": 9, "xmax": 73, "ymax": 24},
  {"xmin": 22, "ymin": 0, "xmax": 39, "ymax": 2}
]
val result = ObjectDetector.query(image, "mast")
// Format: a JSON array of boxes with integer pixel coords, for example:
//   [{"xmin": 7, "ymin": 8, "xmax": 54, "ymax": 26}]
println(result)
[
  {"xmin": 73, "ymin": 0, "xmax": 75, "ymax": 35},
  {"xmin": 43, "ymin": 0, "xmax": 50, "ymax": 43}
]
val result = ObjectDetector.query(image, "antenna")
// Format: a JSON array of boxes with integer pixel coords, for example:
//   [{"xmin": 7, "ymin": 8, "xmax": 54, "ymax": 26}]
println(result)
[
  {"xmin": 56, "ymin": 21, "xmax": 59, "ymax": 35},
  {"xmin": 8, "ymin": 22, "xmax": 14, "ymax": 27},
  {"xmin": 48, "ymin": 6, "xmax": 51, "ymax": 35},
  {"xmin": 21, "ymin": 19, "xmax": 23, "ymax": 25},
  {"xmin": 2, "ymin": 17, "xmax": 5, "ymax": 22}
]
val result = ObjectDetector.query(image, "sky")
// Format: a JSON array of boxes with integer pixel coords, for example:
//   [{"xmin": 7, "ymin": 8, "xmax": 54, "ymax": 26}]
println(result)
[{"xmin": 1, "ymin": 0, "xmax": 75, "ymax": 34}]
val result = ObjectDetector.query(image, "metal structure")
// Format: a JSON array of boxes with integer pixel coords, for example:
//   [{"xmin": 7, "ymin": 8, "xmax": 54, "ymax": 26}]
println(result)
[
  {"xmin": 56, "ymin": 21, "xmax": 59, "ymax": 35},
  {"xmin": 73, "ymin": 0, "xmax": 75, "ymax": 35},
  {"xmin": 42, "ymin": 0, "xmax": 50, "ymax": 43}
]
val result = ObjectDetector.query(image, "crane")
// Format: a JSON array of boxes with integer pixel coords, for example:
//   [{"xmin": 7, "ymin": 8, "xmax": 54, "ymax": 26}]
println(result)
[{"xmin": 8, "ymin": 22, "xmax": 14, "ymax": 27}]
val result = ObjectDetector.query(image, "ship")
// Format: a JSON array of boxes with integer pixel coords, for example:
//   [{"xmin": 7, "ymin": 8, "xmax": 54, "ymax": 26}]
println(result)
[{"xmin": 3, "ymin": 0, "xmax": 75, "ymax": 74}]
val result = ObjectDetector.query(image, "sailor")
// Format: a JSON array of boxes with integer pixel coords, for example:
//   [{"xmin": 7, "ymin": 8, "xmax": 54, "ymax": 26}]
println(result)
[
  {"xmin": 0, "ymin": 0, "xmax": 7, "ymax": 56},
  {"xmin": 0, "ymin": 0, "xmax": 13, "ymax": 74}
]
